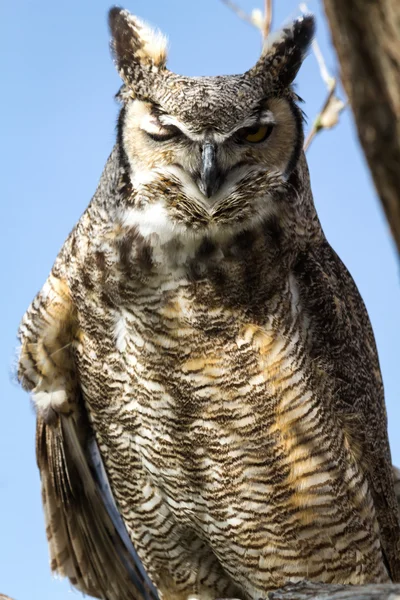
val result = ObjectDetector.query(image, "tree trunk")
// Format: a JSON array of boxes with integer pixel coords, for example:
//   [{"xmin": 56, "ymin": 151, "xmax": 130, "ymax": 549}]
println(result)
[{"xmin": 322, "ymin": 0, "xmax": 400, "ymax": 253}]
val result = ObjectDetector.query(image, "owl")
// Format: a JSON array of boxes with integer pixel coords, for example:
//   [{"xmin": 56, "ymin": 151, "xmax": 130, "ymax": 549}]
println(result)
[{"xmin": 17, "ymin": 7, "xmax": 400, "ymax": 600}]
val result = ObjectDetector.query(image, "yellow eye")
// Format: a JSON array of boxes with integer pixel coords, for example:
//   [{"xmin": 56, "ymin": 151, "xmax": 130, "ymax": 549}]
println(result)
[{"xmin": 238, "ymin": 124, "xmax": 273, "ymax": 144}]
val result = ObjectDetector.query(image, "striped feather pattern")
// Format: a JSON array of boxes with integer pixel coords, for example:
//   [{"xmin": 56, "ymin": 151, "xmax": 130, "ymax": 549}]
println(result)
[{"xmin": 71, "ymin": 245, "xmax": 389, "ymax": 598}]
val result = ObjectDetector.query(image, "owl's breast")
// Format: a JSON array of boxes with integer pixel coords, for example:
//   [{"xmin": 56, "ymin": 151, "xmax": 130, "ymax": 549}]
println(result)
[
  {"xmin": 76, "ymin": 272, "xmax": 304, "ymax": 490},
  {"xmin": 74, "ymin": 273, "xmax": 387, "ymax": 592}
]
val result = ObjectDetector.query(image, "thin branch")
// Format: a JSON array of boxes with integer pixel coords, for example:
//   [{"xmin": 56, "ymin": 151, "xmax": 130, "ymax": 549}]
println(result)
[
  {"xmin": 312, "ymin": 39, "xmax": 335, "ymax": 89},
  {"xmin": 263, "ymin": 0, "xmax": 273, "ymax": 39},
  {"xmin": 300, "ymin": 2, "xmax": 334, "ymax": 92},
  {"xmin": 303, "ymin": 78, "xmax": 346, "ymax": 151},
  {"xmin": 220, "ymin": 0, "xmax": 345, "ymax": 151},
  {"xmin": 300, "ymin": 2, "xmax": 346, "ymax": 151},
  {"xmin": 219, "ymin": 0, "xmax": 272, "ymax": 40},
  {"xmin": 303, "ymin": 85, "xmax": 335, "ymax": 151},
  {"xmin": 219, "ymin": 0, "xmax": 255, "ymax": 28},
  {"xmin": 300, "ymin": 3, "xmax": 333, "ymax": 90}
]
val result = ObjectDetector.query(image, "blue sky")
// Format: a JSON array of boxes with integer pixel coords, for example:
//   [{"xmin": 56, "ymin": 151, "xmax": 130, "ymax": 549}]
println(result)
[{"xmin": 1, "ymin": 1, "xmax": 399, "ymax": 598}]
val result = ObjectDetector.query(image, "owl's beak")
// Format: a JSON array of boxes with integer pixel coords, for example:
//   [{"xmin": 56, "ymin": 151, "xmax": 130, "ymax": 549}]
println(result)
[{"xmin": 199, "ymin": 142, "xmax": 220, "ymax": 198}]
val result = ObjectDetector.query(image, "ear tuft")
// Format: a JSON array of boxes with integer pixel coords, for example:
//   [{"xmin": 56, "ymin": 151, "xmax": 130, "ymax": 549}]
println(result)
[
  {"xmin": 108, "ymin": 7, "xmax": 168, "ymax": 89},
  {"xmin": 289, "ymin": 15, "xmax": 315, "ymax": 54},
  {"xmin": 134, "ymin": 17, "xmax": 168, "ymax": 68},
  {"xmin": 260, "ymin": 14, "xmax": 315, "ymax": 86}
]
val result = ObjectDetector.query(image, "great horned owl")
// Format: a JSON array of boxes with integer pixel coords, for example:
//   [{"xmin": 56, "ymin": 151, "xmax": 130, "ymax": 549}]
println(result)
[{"xmin": 17, "ymin": 7, "xmax": 400, "ymax": 600}]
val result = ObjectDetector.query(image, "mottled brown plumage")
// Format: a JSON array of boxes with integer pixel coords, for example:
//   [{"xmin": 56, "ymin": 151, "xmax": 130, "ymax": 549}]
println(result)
[{"xmin": 17, "ymin": 7, "xmax": 400, "ymax": 600}]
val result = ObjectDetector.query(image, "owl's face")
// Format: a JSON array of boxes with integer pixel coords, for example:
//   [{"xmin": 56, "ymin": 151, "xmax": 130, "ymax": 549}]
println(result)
[
  {"xmin": 122, "ymin": 93, "xmax": 300, "ymax": 197},
  {"xmin": 110, "ymin": 8, "xmax": 314, "ymax": 239}
]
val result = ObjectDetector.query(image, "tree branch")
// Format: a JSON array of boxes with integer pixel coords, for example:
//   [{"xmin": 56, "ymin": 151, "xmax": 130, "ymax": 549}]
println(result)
[
  {"xmin": 323, "ymin": 0, "xmax": 400, "ymax": 253},
  {"xmin": 267, "ymin": 581, "xmax": 400, "ymax": 600},
  {"xmin": 220, "ymin": 581, "xmax": 400, "ymax": 600},
  {"xmin": 303, "ymin": 84, "xmax": 346, "ymax": 152}
]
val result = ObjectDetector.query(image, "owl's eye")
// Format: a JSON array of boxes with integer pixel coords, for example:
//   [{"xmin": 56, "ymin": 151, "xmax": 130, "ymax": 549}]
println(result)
[
  {"xmin": 146, "ymin": 125, "xmax": 181, "ymax": 142},
  {"xmin": 237, "ymin": 124, "xmax": 274, "ymax": 144}
]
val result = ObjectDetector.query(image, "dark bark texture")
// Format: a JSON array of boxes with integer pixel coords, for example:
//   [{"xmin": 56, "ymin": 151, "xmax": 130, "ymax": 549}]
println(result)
[
  {"xmin": 268, "ymin": 581, "xmax": 400, "ymax": 600},
  {"xmin": 219, "ymin": 581, "xmax": 400, "ymax": 600},
  {"xmin": 323, "ymin": 0, "xmax": 400, "ymax": 253}
]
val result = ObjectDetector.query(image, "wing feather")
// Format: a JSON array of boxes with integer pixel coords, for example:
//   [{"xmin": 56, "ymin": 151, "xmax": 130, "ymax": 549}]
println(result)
[
  {"xmin": 295, "ymin": 240, "xmax": 400, "ymax": 581},
  {"xmin": 19, "ymin": 268, "xmax": 160, "ymax": 599},
  {"xmin": 36, "ymin": 408, "xmax": 160, "ymax": 600}
]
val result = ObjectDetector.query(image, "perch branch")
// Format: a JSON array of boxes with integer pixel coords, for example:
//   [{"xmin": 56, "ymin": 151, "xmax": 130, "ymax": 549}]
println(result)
[
  {"xmin": 220, "ymin": 581, "xmax": 400, "ymax": 600},
  {"xmin": 268, "ymin": 581, "xmax": 400, "ymax": 600}
]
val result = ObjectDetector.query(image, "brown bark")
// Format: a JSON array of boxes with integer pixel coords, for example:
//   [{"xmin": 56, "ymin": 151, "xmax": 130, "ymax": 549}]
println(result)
[
  {"xmin": 220, "ymin": 581, "xmax": 400, "ymax": 600},
  {"xmin": 322, "ymin": 0, "xmax": 400, "ymax": 253},
  {"xmin": 267, "ymin": 581, "xmax": 400, "ymax": 600}
]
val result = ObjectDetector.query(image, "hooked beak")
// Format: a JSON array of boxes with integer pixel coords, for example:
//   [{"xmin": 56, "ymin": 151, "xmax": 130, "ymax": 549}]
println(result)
[{"xmin": 199, "ymin": 142, "xmax": 220, "ymax": 198}]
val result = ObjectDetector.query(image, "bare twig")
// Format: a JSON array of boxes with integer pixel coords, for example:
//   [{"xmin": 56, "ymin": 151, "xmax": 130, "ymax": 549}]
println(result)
[
  {"xmin": 303, "ymin": 85, "xmax": 346, "ymax": 151},
  {"xmin": 300, "ymin": 2, "xmax": 346, "ymax": 151},
  {"xmin": 220, "ymin": 0, "xmax": 345, "ymax": 151},
  {"xmin": 299, "ymin": 3, "xmax": 334, "ymax": 90},
  {"xmin": 303, "ymin": 85, "xmax": 335, "ymax": 151},
  {"xmin": 304, "ymin": 85, "xmax": 346, "ymax": 151},
  {"xmin": 219, "ymin": 0, "xmax": 255, "ymax": 28},
  {"xmin": 263, "ymin": 0, "xmax": 273, "ymax": 39},
  {"xmin": 219, "ymin": 0, "xmax": 272, "ymax": 40},
  {"xmin": 311, "ymin": 40, "xmax": 335, "ymax": 89}
]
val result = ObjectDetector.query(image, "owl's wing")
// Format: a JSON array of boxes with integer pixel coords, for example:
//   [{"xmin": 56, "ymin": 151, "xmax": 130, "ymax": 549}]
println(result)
[
  {"xmin": 36, "ymin": 411, "xmax": 159, "ymax": 600},
  {"xmin": 295, "ymin": 239, "xmax": 400, "ymax": 581},
  {"xmin": 18, "ymin": 267, "xmax": 159, "ymax": 600}
]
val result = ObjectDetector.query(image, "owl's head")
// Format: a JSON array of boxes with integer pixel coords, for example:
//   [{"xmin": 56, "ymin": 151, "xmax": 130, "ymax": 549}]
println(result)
[{"xmin": 109, "ymin": 7, "xmax": 315, "ymax": 241}]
